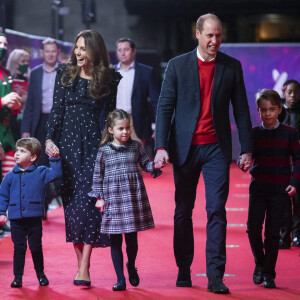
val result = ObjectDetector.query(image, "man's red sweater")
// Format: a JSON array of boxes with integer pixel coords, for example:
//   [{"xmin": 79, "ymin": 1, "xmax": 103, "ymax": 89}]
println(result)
[{"xmin": 191, "ymin": 58, "xmax": 218, "ymax": 145}]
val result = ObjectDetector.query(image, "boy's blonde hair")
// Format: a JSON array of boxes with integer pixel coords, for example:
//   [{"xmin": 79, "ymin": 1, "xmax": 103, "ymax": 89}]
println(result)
[
  {"xmin": 256, "ymin": 89, "xmax": 282, "ymax": 108},
  {"xmin": 16, "ymin": 138, "xmax": 42, "ymax": 161}
]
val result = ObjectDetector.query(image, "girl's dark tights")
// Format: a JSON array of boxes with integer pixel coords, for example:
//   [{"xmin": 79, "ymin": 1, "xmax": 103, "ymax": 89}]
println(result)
[{"xmin": 110, "ymin": 232, "xmax": 138, "ymax": 282}]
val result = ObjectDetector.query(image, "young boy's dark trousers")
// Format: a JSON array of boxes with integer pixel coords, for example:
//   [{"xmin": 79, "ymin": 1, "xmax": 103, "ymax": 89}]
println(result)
[
  {"xmin": 280, "ymin": 191, "xmax": 300, "ymax": 244},
  {"xmin": 247, "ymin": 192, "xmax": 289, "ymax": 278},
  {"xmin": 110, "ymin": 232, "xmax": 138, "ymax": 282},
  {"xmin": 10, "ymin": 217, "xmax": 44, "ymax": 277}
]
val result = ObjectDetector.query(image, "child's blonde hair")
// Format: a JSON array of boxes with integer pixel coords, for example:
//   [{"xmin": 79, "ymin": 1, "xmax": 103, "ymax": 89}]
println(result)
[
  {"xmin": 100, "ymin": 109, "xmax": 130, "ymax": 146},
  {"xmin": 16, "ymin": 138, "xmax": 42, "ymax": 161}
]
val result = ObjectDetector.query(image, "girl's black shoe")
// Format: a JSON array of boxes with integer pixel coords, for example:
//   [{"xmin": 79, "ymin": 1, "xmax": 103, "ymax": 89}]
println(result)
[
  {"xmin": 112, "ymin": 280, "xmax": 126, "ymax": 291},
  {"xmin": 11, "ymin": 276, "xmax": 22, "ymax": 288},
  {"xmin": 126, "ymin": 262, "xmax": 140, "ymax": 287}
]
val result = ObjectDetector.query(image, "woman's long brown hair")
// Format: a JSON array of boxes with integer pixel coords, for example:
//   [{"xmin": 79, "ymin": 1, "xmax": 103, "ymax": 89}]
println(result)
[{"xmin": 61, "ymin": 30, "xmax": 112, "ymax": 99}]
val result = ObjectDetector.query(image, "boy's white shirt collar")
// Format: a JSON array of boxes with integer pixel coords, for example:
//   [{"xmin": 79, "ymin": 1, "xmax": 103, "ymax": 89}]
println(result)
[{"xmin": 261, "ymin": 120, "xmax": 280, "ymax": 130}]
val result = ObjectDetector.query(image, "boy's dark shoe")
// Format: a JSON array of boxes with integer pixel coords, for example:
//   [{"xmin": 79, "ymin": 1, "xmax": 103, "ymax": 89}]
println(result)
[
  {"xmin": 253, "ymin": 266, "xmax": 264, "ymax": 285},
  {"xmin": 292, "ymin": 237, "xmax": 300, "ymax": 247},
  {"xmin": 207, "ymin": 277, "xmax": 230, "ymax": 294},
  {"xmin": 0, "ymin": 224, "xmax": 11, "ymax": 232},
  {"xmin": 11, "ymin": 276, "xmax": 22, "ymax": 288},
  {"xmin": 176, "ymin": 267, "xmax": 192, "ymax": 287},
  {"xmin": 126, "ymin": 262, "xmax": 139, "ymax": 287},
  {"xmin": 263, "ymin": 275, "xmax": 276, "ymax": 288},
  {"xmin": 112, "ymin": 280, "xmax": 126, "ymax": 291},
  {"xmin": 37, "ymin": 272, "xmax": 49, "ymax": 286},
  {"xmin": 279, "ymin": 239, "xmax": 290, "ymax": 249}
]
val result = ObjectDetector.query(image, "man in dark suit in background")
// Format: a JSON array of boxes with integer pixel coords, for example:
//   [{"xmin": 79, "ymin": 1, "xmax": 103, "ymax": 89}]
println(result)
[
  {"xmin": 21, "ymin": 37, "xmax": 60, "ymax": 165},
  {"xmin": 21, "ymin": 38, "xmax": 60, "ymax": 217},
  {"xmin": 114, "ymin": 37, "xmax": 159, "ymax": 147},
  {"xmin": 154, "ymin": 14, "xmax": 253, "ymax": 294}
]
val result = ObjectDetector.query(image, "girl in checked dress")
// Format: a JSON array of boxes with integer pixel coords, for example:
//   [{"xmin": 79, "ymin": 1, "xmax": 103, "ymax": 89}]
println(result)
[{"xmin": 89, "ymin": 109, "xmax": 162, "ymax": 291}]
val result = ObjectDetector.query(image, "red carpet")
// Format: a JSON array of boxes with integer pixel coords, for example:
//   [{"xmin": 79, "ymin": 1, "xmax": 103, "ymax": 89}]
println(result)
[{"xmin": 1, "ymin": 164, "xmax": 300, "ymax": 299}]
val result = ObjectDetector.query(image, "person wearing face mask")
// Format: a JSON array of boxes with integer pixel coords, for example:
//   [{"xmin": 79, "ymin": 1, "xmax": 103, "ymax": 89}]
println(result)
[
  {"xmin": 6, "ymin": 49, "xmax": 31, "ymax": 142},
  {"xmin": 278, "ymin": 79, "xmax": 300, "ymax": 249},
  {"xmin": 0, "ymin": 32, "xmax": 22, "ymax": 178},
  {"xmin": 6, "ymin": 49, "xmax": 30, "ymax": 81},
  {"xmin": 0, "ymin": 32, "xmax": 22, "ymax": 234}
]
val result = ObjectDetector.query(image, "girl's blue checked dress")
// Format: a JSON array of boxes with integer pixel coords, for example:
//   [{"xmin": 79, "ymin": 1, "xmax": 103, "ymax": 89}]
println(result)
[{"xmin": 89, "ymin": 139, "xmax": 161, "ymax": 234}]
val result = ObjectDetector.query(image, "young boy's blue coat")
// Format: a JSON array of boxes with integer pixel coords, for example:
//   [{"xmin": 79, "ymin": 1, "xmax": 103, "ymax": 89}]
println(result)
[{"xmin": 0, "ymin": 157, "xmax": 62, "ymax": 219}]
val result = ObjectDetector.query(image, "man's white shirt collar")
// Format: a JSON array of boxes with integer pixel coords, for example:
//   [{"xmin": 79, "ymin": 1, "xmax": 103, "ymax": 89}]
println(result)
[
  {"xmin": 116, "ymin": 61, "xmax": 135, "ymax": 71},
  {"xmin": 197, "ymin": 47, "xmax": 216, "ymax": 62},
  {"xmin": 43, "ymin": 62, "xmax": 59, "ymax": 73}
]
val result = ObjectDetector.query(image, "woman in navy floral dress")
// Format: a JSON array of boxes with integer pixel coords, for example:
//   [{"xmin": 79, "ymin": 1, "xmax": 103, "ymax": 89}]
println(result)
[{"xmin": 45, "ymin": 30, "xmax": 121, "ymax": 286}]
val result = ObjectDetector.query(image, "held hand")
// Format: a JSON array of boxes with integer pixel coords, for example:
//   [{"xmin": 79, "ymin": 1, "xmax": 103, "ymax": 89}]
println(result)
[
  {"xmin": 154, "ymin": 161, "xmax": 163, "ymax": 170},
  {"xmin": 45, "ymin": 140, "xmax": 60, "ymax": 158},
  {"xmin": 50, "ymin": 151, "xmax": 60, "ymax": 158},
  {"xmin": 0, "ymin": 144, "xmax": 5, "ymax": 160},
  {"xmin": 286, "ymin": 185, "xmax": 296, "ymax": 196},
  {"xmin": 1, "ymin": 92, "xmax": 22, "ymax": 110},
  {"xmin": 21, "ymin": 132, "xmax": 30, "ymax": 138},
  {"xmin": 95, "ymin": 199, "xmax": 105, "ymax": 212},
  {"xmin": 0, "ymin": 215, "xmax": 7, "ymax": 225},
  {"xmin": 154, "ymin": 149, "xmax": 169, "ymax": 169},
  {"xmin": 152, "ymin": 130, "xmax": 155, "ymax": 140},
  {"xmin": 238, "ymin": 153, "xmax": 252, "ymax": 173}
]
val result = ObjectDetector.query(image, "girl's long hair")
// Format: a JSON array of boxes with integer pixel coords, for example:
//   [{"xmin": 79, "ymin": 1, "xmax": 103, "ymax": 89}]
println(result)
[
  {"xmin": 100, "ymin": 109, "xmax": 130, "ymax": 146},
  {"xmin": 61, "ymin": 30, "xmax": 112, "ymax": 99}
]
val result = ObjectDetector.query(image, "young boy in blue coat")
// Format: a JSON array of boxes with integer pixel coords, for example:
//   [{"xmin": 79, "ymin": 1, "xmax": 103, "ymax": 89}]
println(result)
[{"xmin": 0, "ymin": 138, "xmax": 62, "ymax": 288}]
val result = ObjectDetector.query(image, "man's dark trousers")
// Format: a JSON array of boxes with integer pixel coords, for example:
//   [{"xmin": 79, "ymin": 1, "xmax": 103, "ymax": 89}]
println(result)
[{"xmin": 173, "ymin": 142, "xmax": 230, "ymax": 279}]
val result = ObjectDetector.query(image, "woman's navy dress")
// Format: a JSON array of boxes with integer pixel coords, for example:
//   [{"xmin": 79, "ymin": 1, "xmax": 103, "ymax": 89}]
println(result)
[{"xmin": 46, "ymin": 65, "xmax": 121, "ymax": 246}]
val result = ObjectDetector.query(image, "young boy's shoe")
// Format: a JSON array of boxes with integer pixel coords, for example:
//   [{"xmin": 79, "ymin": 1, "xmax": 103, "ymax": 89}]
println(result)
[
  {"xmin": 37, "ymin": 272, "xmax": 49, "ymax": 286},
  {"xmin": 253, "ymin": 265, "xmax": 264, "ymax": 285},
  {"xmin": 11, "ymin": 276, "xmax": 22, "ymax": 288},
  {"xmin": 279, "ymin": 239, "xmax": 290, "ymax": 249},
  {"xmin": 263, "ymin": 275, "xmax": 276, "ymax": 288},
  {"xmin": 292, "ymin": 237, "xmax": 300, "ymax": 247}
]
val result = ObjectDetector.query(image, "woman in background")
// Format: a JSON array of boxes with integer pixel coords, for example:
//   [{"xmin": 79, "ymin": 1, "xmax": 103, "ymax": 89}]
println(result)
[
  {"xmin": 6, "ymin": 49, "xmax": 30, "ymax": 81},
  {"xmin": 6, "ymin": 49, "xmax": 31, "ymax": 141}
]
